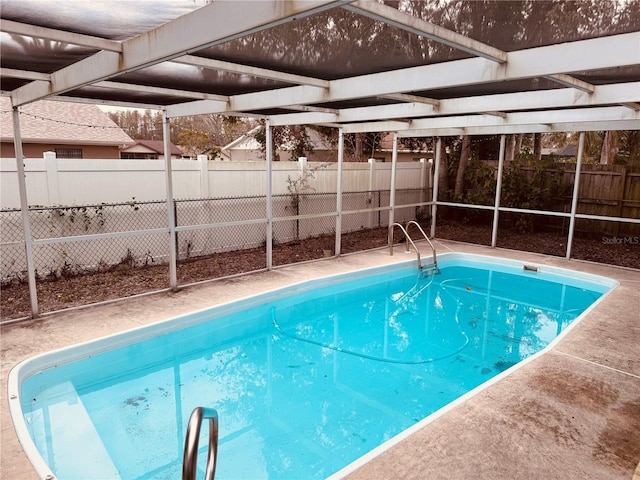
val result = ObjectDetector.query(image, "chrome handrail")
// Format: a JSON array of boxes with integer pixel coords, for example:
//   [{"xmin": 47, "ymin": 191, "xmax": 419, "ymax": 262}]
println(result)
[
  {"xmin": 406, "ymin": 220, "xmax": 438, "ymax": 268},
  {"xmin": 182, "ymin": 407, "xmax": 219, "ymax": 480},
  {"xmin": 389, "ymin": 221, "xmax": 439, "ymax": 273},
  {"xmin": 389, "ymin": 222, "xmax": 422, "ymax": 269}
]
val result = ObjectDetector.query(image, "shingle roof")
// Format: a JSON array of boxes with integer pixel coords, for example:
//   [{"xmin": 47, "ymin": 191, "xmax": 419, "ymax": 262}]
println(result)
[
  {"xmin": 0, "ymin": 97, "xmax": 134, "ymax": 146},
  {"xmin": 128, "ymin": 139, "xmax": 184, "ymax": 156}
]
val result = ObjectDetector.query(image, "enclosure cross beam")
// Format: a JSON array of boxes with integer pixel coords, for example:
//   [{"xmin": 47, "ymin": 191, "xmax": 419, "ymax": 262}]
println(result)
[
  {"xmin": 10, "ymin": 0, "xmax": 352, "ymax": 107},
  {"xmin": 343, "ymin": 0, "xmax": 507, "ymax": 63}
]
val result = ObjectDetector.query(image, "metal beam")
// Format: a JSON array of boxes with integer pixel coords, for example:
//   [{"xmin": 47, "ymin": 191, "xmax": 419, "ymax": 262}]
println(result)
[
  {"xmin": 430, "ymin": 137, "xmax": 442, "ymax": 238},
  {"xmin": 266, "ymin": 120, "xmax": 273, "ymax": 270},
  {"xmin": 285, "ymin": 105, "xmax": 340, "ymax": 114},
  {"xmin": 10, "ymin": 0, "xmax": 351, "ymax": 106},
  {"xmin": 566, "ymin": 132, "xmax": 585, "ymax": 259},
  {"xmin": 265, "ymin": 82, "xmax": 640, "ymax": 126},
  {"xmin": 0, "ymin": 68, "xmax": 50, "ymax": 81},
  {"xmin": 491, "ymin": 135, "xmax": 506, "ymax": 248},
  {"xmin": 329, "ymin": 33, "xmax": 639, "ymax": 101},
  {"xmin": 0, "ymin": 19, "xmax": 123, "ymax": 52},
  {"xmin": 168, "ymin": 84, "xmax": 331, "ymax": 117},
  {"xmin": 395, "ymin": 119, "xmax": 640, "ymax": 137},
  {"xmin": 47, "ymin": 95, "xmax": 165, "ymax": 110},
  {"xmin": 163, "ymin": 112, "xmax": 177, "ymax": 290},
  {"xmin": 172, "ymin": 55, "xmax": 330, "ymax": 88},
  {"xmin": 544, "ymin": 74, "xmax": 594, "ymax": 93},
  {"xmin": 12, "ymin": 108, "xmax": 39, "ymax": 317},
  {"xmin": 166, "ymin": 32, "xmax": 639, "ymax": 118},
  {"xmin": 482, "ymin": 111, "xmax": 507, "ymax": 118},
  {"xmin": 343, "ymin": 0, "xmax": 507, "ymax": 63},
  {"xmin": 379, "ymin": 93, "xmax": 440, "ymax": 107},
  {"xmin": 335, "ymin": 128, "xmax": 344, "ymax": 256},
  {"xmin": 341, "ymin": 106, "xmax": 639, "ymax": 133},
  {"xmin": 94, "ymin": 81, "xmax": 229, "ymax": 103}
]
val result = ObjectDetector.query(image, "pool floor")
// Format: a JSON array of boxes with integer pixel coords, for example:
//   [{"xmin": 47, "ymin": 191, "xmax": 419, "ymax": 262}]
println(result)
[{"xmin": 3, "ymin": 241, "xmax": 640, "ymax": 480}]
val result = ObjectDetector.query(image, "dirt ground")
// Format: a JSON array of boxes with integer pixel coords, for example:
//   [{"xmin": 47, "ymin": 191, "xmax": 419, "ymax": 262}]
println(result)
[{"xmin": 1, "ymin": 224, "xmax": 638, "ymax": 321}]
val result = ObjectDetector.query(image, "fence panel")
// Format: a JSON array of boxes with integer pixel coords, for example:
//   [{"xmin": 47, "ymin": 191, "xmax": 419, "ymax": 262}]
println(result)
[{"xmin": 0, "ymin": 209, "xmax": 25, "ymax": 284}]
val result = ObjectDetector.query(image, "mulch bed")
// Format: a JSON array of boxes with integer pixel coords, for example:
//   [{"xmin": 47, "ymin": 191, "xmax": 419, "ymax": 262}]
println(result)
[{"xmin": 1, "ymin": 224, "xmax": 638, "ymax": 321}]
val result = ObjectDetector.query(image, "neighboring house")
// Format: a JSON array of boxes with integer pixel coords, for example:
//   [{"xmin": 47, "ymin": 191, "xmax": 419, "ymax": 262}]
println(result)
[
  {"xmin": 120, "ymin": 139, "xmax": 186, "ymax": 160},
  {"xmin": 222, "ymin": 128, "xmax": 430, "ymax": 162},
  {"xmin": 376, "ymin": 133, "xmax": 433, "ymax": 163},
  {"xmin": 0, "ymin": 97, "xmax": 134, "ymax": 158},
  {"xmin": 222, "ymin": 126, "xmax": 336, "ymax": 162},
  {"xmin": 542, "ymin": 144, "xmax": 578, "ymax": 161}
]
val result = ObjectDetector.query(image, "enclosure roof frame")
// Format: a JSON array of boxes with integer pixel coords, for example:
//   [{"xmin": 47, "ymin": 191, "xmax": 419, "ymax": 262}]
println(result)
[{"xmin": 1, "ymin": 0, "xmax": 639, "ymax": 135}]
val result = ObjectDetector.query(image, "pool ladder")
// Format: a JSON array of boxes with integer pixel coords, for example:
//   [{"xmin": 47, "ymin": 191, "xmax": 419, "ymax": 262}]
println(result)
[
  {"xmin": 389, "ymin": 221, "xmax": 439, "ymax": 276},
  {"xmin": 182, "ymin": 406, "xmax": 219, "ymax": 480}
]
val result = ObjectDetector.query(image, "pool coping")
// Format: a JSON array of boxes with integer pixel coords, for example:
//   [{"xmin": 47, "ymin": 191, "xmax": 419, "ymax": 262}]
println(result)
[{"xmin": 2, "ymin": 241, "xmax": 639, "ymax": 480}]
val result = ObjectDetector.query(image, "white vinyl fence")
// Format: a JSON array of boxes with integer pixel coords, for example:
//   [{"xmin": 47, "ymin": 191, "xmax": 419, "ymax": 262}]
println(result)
[
  {"xmin": 1, "ymin": 155, "xmax": 432, "ymax": 285},
  {"xmin": 1, "ymin": 154, "xmax": 430, "ymax": 207}
]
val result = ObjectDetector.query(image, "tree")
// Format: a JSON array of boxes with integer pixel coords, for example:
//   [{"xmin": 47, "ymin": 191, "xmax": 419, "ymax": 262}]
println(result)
[
  {"xmin": 176, "ymin": 129, "xmax": 215, "ymax": 158},
  {"xmin": 343, "ymin": 132, "xmax": 386, "ymax": 162},
  {"xmin": 436, "ymin": 139, "xmax": 450, "ymax": 201},
  {"xmin": 454, "ymin": 135, "xmax": 471, "ymax": 196},
  {"xmin": 600, "ymin": 131, "xmax": 619, "ymax": 165},
  {"xmin": 254, "ymin": 123, "xmax": 317, "ymax": 161},
  {"xmin": 108, "ymin": 109, "xmax": 163, "ymax": 140}
]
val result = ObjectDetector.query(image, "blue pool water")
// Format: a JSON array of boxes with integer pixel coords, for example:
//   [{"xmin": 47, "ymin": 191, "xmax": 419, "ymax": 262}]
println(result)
[{"xmin": 11, "ymin": 254, "xmax": 616, "ymax": 480}]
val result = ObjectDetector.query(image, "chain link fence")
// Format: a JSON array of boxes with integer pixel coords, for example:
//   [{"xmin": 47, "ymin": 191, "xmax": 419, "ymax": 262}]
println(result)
[
  {"xmin": 27, "ymin": 201, "xmax": 170, "ymax": 278},
  {"xmin": 0, "ymin": 208, "xmax": 25, "ymax": 285},
  {"xmin": 1, "ymin": 188, "xmax": 431, "ymax": 318}
]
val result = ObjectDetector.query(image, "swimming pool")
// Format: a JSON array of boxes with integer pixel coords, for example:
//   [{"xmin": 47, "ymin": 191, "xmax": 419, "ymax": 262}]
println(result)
[{"xmin": 9, "ymin": 253, "xmax": 617, "ymax": 480}]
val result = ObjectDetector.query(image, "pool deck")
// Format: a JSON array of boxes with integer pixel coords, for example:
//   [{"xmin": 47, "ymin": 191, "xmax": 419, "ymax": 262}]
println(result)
[{"xmin": 2, "ymin": 240, "xmax": 639, "ymax": 480}]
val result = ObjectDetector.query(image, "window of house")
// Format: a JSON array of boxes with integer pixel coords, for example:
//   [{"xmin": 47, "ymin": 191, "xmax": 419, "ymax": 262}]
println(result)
[
  {"xmin": 55, "ymin": 148, "xmax": 83, "ymax": 159},
  {"xmin": 120, "ymin": 152, "xmax": 158, "ymax": 159}
]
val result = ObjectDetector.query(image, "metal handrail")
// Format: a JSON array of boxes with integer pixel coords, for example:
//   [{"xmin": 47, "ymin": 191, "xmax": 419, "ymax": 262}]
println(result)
[
  {"xmin": 182, "ymin": 407, "xmax": 219, "ymax": 480},
  {"xmin": 388, "ymin": 221, "xmax": 439, "ymax": 273},
  {"xmin": 406, "ymin": 220, "xmax": 438, "ymax": 269},
  {"xmin": 389, "ymin": 222, "xmax": 423, "ymax": 269}
]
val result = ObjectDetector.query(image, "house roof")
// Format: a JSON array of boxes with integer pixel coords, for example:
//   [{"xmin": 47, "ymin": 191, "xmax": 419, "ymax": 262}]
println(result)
[
  {"xmin": 0, "ymin": 1, "xmax": 638, "ymax": 137},
  {"xmin": 554, "ymin": 145, "xmax": 578, "ymax": 157},
  {"xmin": 223, "ymin": 126, "xmax": 336, "ymax": 155},
  {"xmin": 542, "ymin": 145, "xmax": 578, "ymax": 157},
  {"xmin": 122, "ymin": 139, "xmax": 184, "ymax": 156},
  {"xmin": 222, "ymin": 126, "xmax": 262, "ymax": 151},
  {"xmin": 0, "ymin": 97, "xmax": 134, "ymax": 146}
]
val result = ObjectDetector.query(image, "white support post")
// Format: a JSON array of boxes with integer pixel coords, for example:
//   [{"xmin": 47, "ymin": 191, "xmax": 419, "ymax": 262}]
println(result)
[
  {"xmin": 198, "ymin": 154, "xmax": 209, "ymax": 198},
  {"xmin": 387, "ymin": 133, "xmax": 399, "ymax": 246},
  {"xmin": 163, "ymin": 111, "xmax": 178, "ymax": 290},
  {"xmin": 335, "ymin": 128, "xmax": 344, "ymax": 256},
  {"xmin": 419, "ymin": 158, "xmax": 427, "ymax": 206},
  {"xmin": 266, "ymin": 121, "xmax": 273, "ymax": 270},
  {"xmin": 13, "ymin": 107, "xmax": 39, "ymax": 317},
  {"xmin": 368, "ymin": 158, "xmax": 376, "ymax": 228},
  {"xmin": 491, "ymin": 134, "xmax": 507, "ymax": 248},
  {"xmin": 566, "ymin": 132, "xmax": 585, "ymax": 259},
  {"xmin": 43, "ymin": 151, "xmax": 60, "ymax": 206},
  {"xmin": 430, "ymin": 137, "xmax": 442, "ymax": 238}
]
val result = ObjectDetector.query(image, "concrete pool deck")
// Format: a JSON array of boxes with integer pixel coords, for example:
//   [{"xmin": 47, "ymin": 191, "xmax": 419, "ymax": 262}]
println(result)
[{"xmin": 2, "ymin": 240, "xmax": 639, "ymax": 480}]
